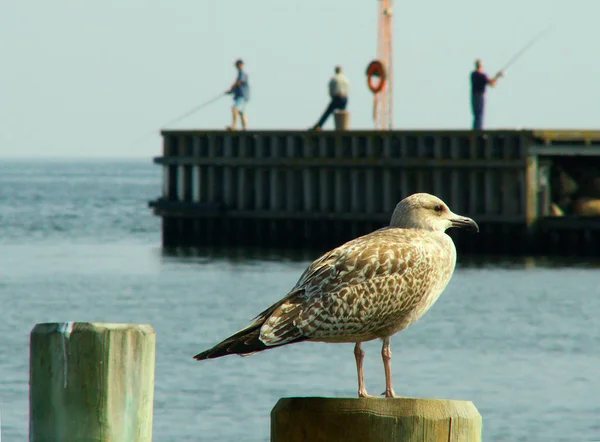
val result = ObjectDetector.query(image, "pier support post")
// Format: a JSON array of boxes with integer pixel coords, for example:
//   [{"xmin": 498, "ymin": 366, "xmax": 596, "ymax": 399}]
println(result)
[
  {"xmin": 271, "ymin": 397, "xmax": 482, "ymax": 442},
  {"xmin": 29, "ymin": 322, "xmax": 156, "ymax": 442}
]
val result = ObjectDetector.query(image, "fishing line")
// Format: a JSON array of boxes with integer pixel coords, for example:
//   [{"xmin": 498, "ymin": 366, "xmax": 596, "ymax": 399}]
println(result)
[{"xmin": 499, "ymin": 25, "xmax": 554, "ymax": 73}]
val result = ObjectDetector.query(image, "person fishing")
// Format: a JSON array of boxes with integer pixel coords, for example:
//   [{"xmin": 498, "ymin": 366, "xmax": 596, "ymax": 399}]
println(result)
[
  {"xmin": 226, "ymin": 59, "xmax": 250, "ymax": 131},
  {"xmin": 470, "ymin": 59, "xmax": 503, "ymax": 130}
]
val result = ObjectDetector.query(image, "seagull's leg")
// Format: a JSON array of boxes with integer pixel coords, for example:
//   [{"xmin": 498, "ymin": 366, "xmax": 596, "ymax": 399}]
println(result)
[
  {"xmin": 381, "ymin": 337, "xmax": 396, "ymax": 398},
  {"xmin": 354, "ymin": 342, "xmax": 374, "ymax": 398}
]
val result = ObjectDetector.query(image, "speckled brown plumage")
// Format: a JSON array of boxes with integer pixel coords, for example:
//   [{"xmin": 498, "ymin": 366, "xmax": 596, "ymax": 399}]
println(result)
[{"xmin": 194, "ymin": 193, "xmax": 479, "ymax": 397}]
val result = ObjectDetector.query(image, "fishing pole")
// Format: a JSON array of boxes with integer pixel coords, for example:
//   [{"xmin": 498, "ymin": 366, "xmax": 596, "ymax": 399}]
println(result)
[
  {"xmin": 132, "ymin": 92, "xmax": 227, "ymax": 146},
  {"xmin": 498, "ymin": 25, "xmax": 553, "ymax": 73},
  {"xmin": 160, "ymin": 92, "xmax": 227, "ymax": 128}
]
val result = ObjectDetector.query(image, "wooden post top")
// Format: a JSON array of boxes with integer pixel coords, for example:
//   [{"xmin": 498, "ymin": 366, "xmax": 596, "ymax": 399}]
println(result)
[
  {"xmin": 271, "ymin": 397, "xmax": 482, "ymax": 442},
  {"xmin": 31, "ymin": 322, "xmax": 155, "ymax": 334}
]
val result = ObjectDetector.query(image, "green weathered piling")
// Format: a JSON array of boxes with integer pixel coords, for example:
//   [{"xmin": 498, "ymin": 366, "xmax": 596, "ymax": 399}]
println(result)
[{"xmin": 29, "ymin": 322, "xmax": 156, "ymax": 442}]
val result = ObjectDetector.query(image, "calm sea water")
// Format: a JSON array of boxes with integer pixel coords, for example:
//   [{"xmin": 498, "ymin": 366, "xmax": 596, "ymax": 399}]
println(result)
[{"xmin": 0, "ymin": 159, "xmax": 599, "ymax": 441}]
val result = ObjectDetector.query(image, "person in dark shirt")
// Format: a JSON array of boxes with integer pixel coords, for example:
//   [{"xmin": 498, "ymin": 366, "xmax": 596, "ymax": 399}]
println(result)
[
  {"xmin": 226, "ymin": 59, "xmax": 250, "ymax": 130},
  {"xmin": 470, "ymin": 59, "xmax": 503, "ymax": 130}
]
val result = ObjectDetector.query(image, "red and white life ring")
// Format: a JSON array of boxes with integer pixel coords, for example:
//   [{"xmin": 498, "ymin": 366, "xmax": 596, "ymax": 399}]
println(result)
[{"xmin": 366, "ymin": 60, "xmax": 387, "ymax": 94}]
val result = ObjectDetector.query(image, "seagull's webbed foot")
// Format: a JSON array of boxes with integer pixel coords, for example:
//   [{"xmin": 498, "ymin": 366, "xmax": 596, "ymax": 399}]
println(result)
[
  {"xmin": 381, "ymin": 388, "xmax": 397, "ymax": 398},
  {"xmin": 358, "ymin": 389, "xmax": 378, "ymax": 399}
]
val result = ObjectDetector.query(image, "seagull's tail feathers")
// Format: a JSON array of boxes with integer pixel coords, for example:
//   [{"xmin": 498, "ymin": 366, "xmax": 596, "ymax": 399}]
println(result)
[{"xmin": 194, "ymin": 290, "xmax": 308, "ymax": 360}]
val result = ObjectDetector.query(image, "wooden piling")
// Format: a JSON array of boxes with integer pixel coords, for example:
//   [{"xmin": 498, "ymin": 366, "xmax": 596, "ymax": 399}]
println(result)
[
  {"xmin": 334, "ymin": 110, "xmax": 350, "ymax": 130},
  {"xmin": 271, "ymin": 397, "xmax": 482, "ymax": 442},
  {"xmin": 29, "ymin": 322, "xmax": 156, "ymax": 442}
]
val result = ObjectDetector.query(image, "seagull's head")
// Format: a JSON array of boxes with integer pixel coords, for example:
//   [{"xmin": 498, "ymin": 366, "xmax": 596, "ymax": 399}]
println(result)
[{"xmin": 389, "ymin": 193, "xmax": 479, "ymax": 233}]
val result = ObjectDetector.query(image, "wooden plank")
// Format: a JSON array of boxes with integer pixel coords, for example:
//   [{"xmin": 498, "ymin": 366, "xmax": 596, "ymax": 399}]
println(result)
[
  {"xmin": 166, "ymin": 165, "xmax": 178, "ymax": 201},
  {"xmin": 382, "ymin": 136, "xmax": 394, "ymax": 212},
  {"xmin": 154, "ymin": 157, "xmax": 527, "ymax": 169},
  {"xmin": 207, "ymin": 136, "xmax": 217, "ymax": 203},
  {"xmin": 530, "ymin": 144, "xmax": 600, "ymax": 156},
  {"xmin": 350, "ymin": 137, "xmax": 361, "ymax": 213},
  {"xmin": 223, "ymin": 136, "xmax": 235, "ymax": 208},
  {"xmin": 150, "ymin": 203, "xmax": 526, "ymax": 223},
  {"xmin": 484, "ymin": 169, "xmax": 495, "ymax": 215},
  {"xmin": 303, "ymin": 139, "xmax": 315, "ymax": 212},
  {"xmin": 285, "ymin": 136, "xmax": 296, "ymax": 212},
  {"xmin": 365, "ymin": 137, "xmax": 376, "ymax": 213},
  {"xmin": 334, "ymin": 169, "xmax": 344, "ymax": 213},
  {"xmin": 161, "ymin": 129, "xmax": 529, "ymax": 138},
  {"xmin": 525, "ymin": 154, "xmax": 538, "ymax": 226},
  {"xmin": 199, "ymin": 166, "xmax": 208, "ymax": 204},
  {"xmin": 532, "ymin": 129, "xmax": 600, "ymax": 143},
  {"xmin": 270, "ymin": 136, "xmax": 281, "ymax": 211},
  {"xmin": 236, "ymin": 136, "xmax": 247, "ymax": 210},
  {"xmin": 318, "ymin": 137, "xmax": 330, "ymax": 212},
  {"xmin": 176, "ymin": 166, "xmax": 184, "ymax": 201},
  {"xmin": 469, "ymin": 170, "xmax": 478, "ymax": 214},
  {"xmin": 162, "ymin": 165, "xmax": 169, "ymax": 200},
  {"xmin": 191, "ymin": 166, "xmax": 200, "ymax": 203},
  {"xmin": 432, "ymin": 136, "xmax": 445, "ymax": 200}
]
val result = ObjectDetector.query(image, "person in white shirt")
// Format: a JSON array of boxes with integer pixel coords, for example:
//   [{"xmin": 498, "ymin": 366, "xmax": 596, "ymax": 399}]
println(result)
[{"xmin": 312, "ymin": 66, "xmax": 349, "ymax": 130}]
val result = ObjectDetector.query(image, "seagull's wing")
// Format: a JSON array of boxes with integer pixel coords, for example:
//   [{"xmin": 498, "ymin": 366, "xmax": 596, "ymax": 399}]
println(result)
[
  {"xmin": 259, "ymin": 228, "xmax": 449, "ymax": 344},
  {"xmin": 194, "ymin": 228, "xmax": 453, "ymax": 359}
]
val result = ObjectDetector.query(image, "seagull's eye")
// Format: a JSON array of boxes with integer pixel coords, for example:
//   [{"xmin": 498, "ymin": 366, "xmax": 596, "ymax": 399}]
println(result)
[{"xmin": 434, "ymin": 205, "xmax": 443, "ymax": 213}]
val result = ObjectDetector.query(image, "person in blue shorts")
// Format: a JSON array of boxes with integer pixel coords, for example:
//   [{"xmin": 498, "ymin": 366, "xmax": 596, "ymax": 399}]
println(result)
[
  {"xmin": 470, "ymin": 59, "xmax": 503, "ymax": 130},
  {"xmin": 226, "ymin": 59, "xmax": 250, "ymax": 130}
]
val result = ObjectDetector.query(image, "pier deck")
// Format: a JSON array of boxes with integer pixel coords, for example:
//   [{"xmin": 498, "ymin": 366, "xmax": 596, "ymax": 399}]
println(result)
[{"xmin": 149, "ymin": 129, "xmax": 600, "ymax": 255}]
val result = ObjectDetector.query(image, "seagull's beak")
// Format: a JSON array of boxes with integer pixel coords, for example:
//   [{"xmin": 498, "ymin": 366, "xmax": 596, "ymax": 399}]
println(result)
[{"xmin": 450, "ymin": 216, "xmax": 479, "ymax": 232}]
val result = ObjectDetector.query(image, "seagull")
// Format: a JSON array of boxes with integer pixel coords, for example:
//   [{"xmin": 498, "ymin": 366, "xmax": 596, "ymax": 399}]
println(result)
[{"xmin": 194, "ymin": 193, "xmax": 478, "ymax": 398}]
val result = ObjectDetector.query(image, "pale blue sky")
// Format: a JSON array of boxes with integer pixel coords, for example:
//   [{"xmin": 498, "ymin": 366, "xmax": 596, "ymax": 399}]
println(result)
[{"xmin": 1, "ymin": 1, "xmax": 598, "ymax": 158}]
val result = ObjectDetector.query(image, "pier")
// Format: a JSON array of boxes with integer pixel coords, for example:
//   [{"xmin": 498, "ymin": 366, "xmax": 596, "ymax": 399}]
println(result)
[{"xmin": 149, "ymin": 129, "xmax": 600, "ymax": 255}]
